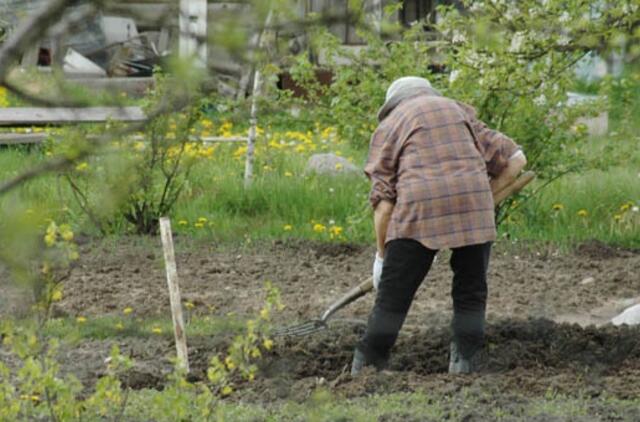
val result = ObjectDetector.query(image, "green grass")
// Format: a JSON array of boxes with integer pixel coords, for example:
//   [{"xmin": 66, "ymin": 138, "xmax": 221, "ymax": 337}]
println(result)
[
  {"xmin": 41, "ymin": 314, "xmax": 246, "ymax": 342},
  {"xmin": 1, "ymin": 130, "xmax": 638, "ymax": 249},
  {"xmin": 503, "ymin": 167, "xmax": 640, "ymax": 248},
  {"xmin": 121, "ymin": 388, "xmax": 640, "ymax": 421},
  {"xmin": 1, "ymin": 69, "xmax": 640, "ymax": 250}
]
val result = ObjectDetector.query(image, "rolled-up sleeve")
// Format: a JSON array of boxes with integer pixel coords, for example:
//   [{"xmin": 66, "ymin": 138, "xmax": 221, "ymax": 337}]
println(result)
[
  {"xmin": 364, "ymin": 126, "xmax": 400, "ymax": 208},
  {"xmin": 458, "ymin": 102, "xmax": 521, "ymax": 177}
]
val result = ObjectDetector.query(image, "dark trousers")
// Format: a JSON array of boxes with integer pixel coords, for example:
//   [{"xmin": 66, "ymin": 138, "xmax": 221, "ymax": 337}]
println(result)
[{"xmin": 357, "ymin": 238, "xmax": 492, "ymax": 367}]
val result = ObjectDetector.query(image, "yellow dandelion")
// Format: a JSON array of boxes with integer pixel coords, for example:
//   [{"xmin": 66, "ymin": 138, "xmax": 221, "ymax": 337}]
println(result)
[
  {"xmin": 225, "ymin": 356, "xmax": 236, "ymax": 370},
  {"xmin": 151, "ymin": 326, "xmax": 163, "ymax": 334},
  {"xmin": 313, "ymin": 223, "xmax": 326, "ymax": 233},
  {"xmin": 613, "ymin": 214, "xmax": 623, "ymax": 222},
  {"xmin": 221, "ymin": 385, "xmax": 233, "ymax": 396},
  {"xmin": 552, "ymin": 203, "xmax": 564, "ymax": 211},
  {"xmin": 123, "ymin": 307, "xmax": 133, "ymax": 315},
  {"xmin": 194, "ymin": 222, "xmax": 205, "ymax": 229},
  {"xmin": 233, "ymin": 145, "xmax": 248, "ymax": 159},
  {"xmin": 178, "ymin": 220, "xmax": 188, "ymax": 226},
  {"xmin": 335, "ymin": 163, "xmax": 343, "ymax": 170},
  {"xmin": 620, "ymin": 203, "xmax": 632, "ymax": 212},
  {"xmin": 283, "ymin": 224, "xmax": 293, "ymax": 231},
  {"xmin": 329, "ymin": 226, "xmax": 343, "ymax": 236},
  {"xmin": 59, "ymin": 225, "xmax": 74, "ymax": 241},
  {"xmin": 260, "ymin": 308, "xmax": 270, "ymax": 320},
  {"xmin": 76, "ymin": 316, "xmax": 87, "ymax": 324},
  {"xmin": 115, "ymin": 322, "xmax": 124, "ymax": 330},
  {"xmin": 577, "ymin": 209, "xmax": 588, "ymax": 217},
  {"xmin": 51, "ymin": 290, "xmax": 62, "ymax": 302},
  {"xmin": 44, "ymin": 233, "xmax": 56, "ymax": 247},
  {"xmin": 284, "ymin": 171, "xmax": 293, "ymax": 177},
  {"xmin": 263, "ymin": 339, "xmax": 274, "ymax": 350},
  {"xmin": 197, "ymin": 217, "xmax": 208, "ymax": 224},
  {"xmin": 184, "ymin": 301, "xmax": 195, "ymax": 310},
  {"xmin": 251, "ymin": 348, "xmax": 261, "ymax": 358},
  {"xmin": 75, "ymin": 162, "xmax": 89, "ymax": 172}
]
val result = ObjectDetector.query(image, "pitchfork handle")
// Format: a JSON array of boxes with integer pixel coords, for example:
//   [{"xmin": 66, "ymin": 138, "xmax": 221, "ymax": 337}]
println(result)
[{"xmin": 320, "ymin": 277, "xmax": 374, "ymax": 322}]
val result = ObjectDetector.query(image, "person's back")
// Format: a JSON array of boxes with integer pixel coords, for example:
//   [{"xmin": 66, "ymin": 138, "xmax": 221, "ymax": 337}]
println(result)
[{"xmin": 366, "ymin": 92, "xmax": 497, "ymax": 251}]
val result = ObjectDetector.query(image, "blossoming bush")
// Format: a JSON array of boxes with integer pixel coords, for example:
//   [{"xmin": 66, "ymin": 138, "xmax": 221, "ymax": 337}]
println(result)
[
  {"xmin": 55, "ymin": 78, "xmax": 216, "ymax": 235},
  {"xmin": 288, "ymin": 0, "xmax": 638, "ymax": 222}
]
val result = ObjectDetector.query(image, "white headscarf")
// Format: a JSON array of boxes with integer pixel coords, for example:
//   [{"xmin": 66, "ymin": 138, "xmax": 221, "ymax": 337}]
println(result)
[{"xmin": 377, "ymin": 76, "xmax": 441, "ymax": 121}]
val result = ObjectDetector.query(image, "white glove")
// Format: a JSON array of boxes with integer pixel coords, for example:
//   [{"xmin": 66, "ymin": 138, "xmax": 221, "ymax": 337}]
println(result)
[{"xmin": 372, "ymin": 253, "xmax": 384, "ymax": 290}]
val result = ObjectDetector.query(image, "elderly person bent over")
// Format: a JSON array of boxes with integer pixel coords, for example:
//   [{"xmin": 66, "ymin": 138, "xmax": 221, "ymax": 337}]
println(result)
[{"xmin": 351, "ymin": 77, "xmax": 527, "ymax": 375}]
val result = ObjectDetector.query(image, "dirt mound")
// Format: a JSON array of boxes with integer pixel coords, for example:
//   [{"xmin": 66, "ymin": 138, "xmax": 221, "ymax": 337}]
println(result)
[
  {"xmin": 259, "ymin": 318, "xmax": 640, "ymax": 401},
  {"xmin": 575, "ymin": 240, "xmax": 638, "ymax": 260},
  {"xmin": 273, "ymin": 318, "xmax": 640, "ymax": 378},
  {"xmin": 33, "ymin": 317, "xmax": 637, "ymax": 400}
]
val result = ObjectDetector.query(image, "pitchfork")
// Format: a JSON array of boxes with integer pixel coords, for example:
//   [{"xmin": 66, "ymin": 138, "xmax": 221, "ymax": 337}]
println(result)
[{"xmin": 273, "ymin": 277, "xmax": 374, "ymax": 337}]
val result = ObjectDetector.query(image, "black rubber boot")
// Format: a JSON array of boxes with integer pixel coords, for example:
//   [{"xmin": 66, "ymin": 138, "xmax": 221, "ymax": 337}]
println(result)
[
  {"xmin": 448, "ymin": 342, "xmax": 484, "ymax": 374},
  {"xmin": 350, "ymin": 349, "xmax": 366, "ymax": 376},
  {"xmin": 350, "ymin": 349, "xmax": 389, "ymax": 376}
]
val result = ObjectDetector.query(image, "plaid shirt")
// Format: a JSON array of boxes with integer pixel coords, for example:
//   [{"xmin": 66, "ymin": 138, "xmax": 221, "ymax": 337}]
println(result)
[{"xmin": 365, "ymin": 93, "xmax": 520, "ymax": 250}]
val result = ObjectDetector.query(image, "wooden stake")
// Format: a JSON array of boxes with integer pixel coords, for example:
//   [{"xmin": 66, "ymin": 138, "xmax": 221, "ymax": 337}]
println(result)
[
  {"xmin": 159, "ymin": 217, "xmax": 190, "ymax": 372},
  {"xmin": 244, "ymin": 10, "xmax": 273, "ymax": 188}
]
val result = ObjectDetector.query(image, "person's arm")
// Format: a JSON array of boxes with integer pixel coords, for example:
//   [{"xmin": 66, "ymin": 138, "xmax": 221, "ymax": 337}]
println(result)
[
  {"xmin": 491, "ymin": 150, "xmax": 527, "ymax": 201},
  {"xmin": 458, "ymin": 101, "xmax": 523, "ymax": 182},
  {"xmin": 374, "ymin": 199, "xmax": 394, "ymax": 257},
  {"xmin": 364, "ymin": 125, "xmax": 401, "ymax": 255}
]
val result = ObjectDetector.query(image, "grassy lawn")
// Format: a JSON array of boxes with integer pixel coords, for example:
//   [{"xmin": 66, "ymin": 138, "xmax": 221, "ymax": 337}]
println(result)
[{"xmin": 1, "ymin": 119, "xmax": 638, "ymax": 249}]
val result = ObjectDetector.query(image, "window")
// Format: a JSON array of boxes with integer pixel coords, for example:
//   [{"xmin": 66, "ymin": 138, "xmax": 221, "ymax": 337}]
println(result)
[
  {"xmin": 400, "ymin": 0, "xmax": 436, "ymax": 26},
  {"xmin": 308, "ymin": 0, "xmax": 365, "ymax": 45}
]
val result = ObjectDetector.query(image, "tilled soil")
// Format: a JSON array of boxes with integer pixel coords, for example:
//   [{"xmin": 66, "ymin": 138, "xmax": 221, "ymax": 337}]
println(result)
[
  {"xmin": 10, "ymin": 237, "xmax": 638, "ymax": 326},
  {"xmin": 1, "ymin": 237, "xmax": 640, "ymax": 407}
]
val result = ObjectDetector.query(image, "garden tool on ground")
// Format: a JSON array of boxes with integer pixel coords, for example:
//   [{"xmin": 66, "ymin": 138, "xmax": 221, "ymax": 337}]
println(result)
[{"xmin": 273, "ymin": 277, "xmax": 373, "ymax": 337}]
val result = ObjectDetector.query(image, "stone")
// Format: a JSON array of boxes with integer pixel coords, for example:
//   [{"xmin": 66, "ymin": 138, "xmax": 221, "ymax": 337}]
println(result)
[
  {"xmin": 580, "ymin": 276, "xmax": 595, "ymax": 285},
  {"xmin": 612, "ymin": 303, "xmax": 640, "ymax": 326},
  {"xmin": 567, "ymin": 92, "xmax": 608, "ymax": 137},
  {"xmin": 305, "ymin": 153, "xmax": 361, "ymax": 177}
]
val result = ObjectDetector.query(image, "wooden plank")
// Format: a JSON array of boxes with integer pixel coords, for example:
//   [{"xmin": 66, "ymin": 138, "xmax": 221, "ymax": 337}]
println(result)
[
  {"xmin": 159, "ymin": 217, "xmax": 190, "ymax": 373},
  {"xmin": 0, "ymin": 132, "xmax": 247, "ymax": 146},
  {"xmin": 108, "ymin": 3, "xmax": 249, "ymax": 28},
  {"xmin": 0, "ymin": 133, "xmax": 48, "ymax": 146},
  {"xmin": 64, "ymin": 77, "xmax": 155, "ymax": 98},
  {"xmin": 0, "ymin": 107, "xmax": 146, "ymax": 126}
]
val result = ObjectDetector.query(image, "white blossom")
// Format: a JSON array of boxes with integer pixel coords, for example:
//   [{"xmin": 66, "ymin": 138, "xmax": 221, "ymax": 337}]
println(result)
[
  {"xmin": 452, "ymin": 30, "xmax": 467, "ymax": 44},
  {"xmin": 557, "ymin": 35, "xmax": 571, "ymax": 46},
  {"xmin": 559, "ymin": 11, "xmax": 571, "ymax": 23},
  {"xmin": 533, "ymin": 94, "xmax": 547, "ymax": 106},
  {"xmin": 449, "ymin": 69, "xmax": 461, "ymax": 84},
  {"xmin": 509, "ymin": 32, "xmax": 525, "ymax": 52}
]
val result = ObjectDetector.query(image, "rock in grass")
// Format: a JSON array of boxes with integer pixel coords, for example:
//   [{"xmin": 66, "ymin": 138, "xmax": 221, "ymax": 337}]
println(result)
[
  {"xmin": 612, "ymin": 304, "xmax": 640, "ymax": 326},
  {"xmin": 304, "ymin": 153, "xmax": 361, "ymax": 177}
]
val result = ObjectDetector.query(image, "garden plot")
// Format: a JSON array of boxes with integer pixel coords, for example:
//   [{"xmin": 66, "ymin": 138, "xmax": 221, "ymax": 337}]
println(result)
[{"xmin": 2, "ymin": 237, "xmax": 639, "ymax": 409}]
